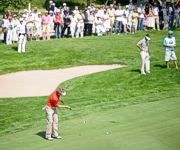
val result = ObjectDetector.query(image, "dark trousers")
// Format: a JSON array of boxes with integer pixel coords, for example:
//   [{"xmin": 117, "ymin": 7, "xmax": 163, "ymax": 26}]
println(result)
[
  {"xmin": 55, "ymin": 24, "xmax": 63, "ymax": 39},
  {"xmin": 3, "ymin": 32, "xmax": 7, "ymax": 44},
  {"xmin": 84, "ymin": 23, "xmax": 93, "ymax": 36},
  {"xmin": 62, "ymin": 24, "xmax": 70, "ymax": 37}
]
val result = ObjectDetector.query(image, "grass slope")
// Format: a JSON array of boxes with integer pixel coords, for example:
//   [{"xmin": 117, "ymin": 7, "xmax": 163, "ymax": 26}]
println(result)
[
  {"xmin": 0, "ymin": 31, "xmax": 179, "ymax": 74},
  {"xmin": 0, "ymin": 97, "xmax": 180, "ymax": 150}
]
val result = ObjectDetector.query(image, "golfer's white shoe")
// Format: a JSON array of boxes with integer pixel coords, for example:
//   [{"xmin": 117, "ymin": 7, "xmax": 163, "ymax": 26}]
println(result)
[
  {"xmin": 53, "ymin": 136, "xmax": 62, "ymax": 139},
  {"xmin": 47, "ymin": 137, "xmax": 54, "ymax": 141},
  {"xmin": 141, "ymin": 72, "xmax": 146, "ymax": 75}
]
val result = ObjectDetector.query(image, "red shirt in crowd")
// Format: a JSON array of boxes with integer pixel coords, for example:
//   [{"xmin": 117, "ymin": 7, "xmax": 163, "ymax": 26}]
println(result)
[
  {"xmin": 54, "ymin": 15, "xmax": 64, "ymax": 25},
  {"xmin": 47, "ymin": 91, "xmax": 61, "ymax": 107}
]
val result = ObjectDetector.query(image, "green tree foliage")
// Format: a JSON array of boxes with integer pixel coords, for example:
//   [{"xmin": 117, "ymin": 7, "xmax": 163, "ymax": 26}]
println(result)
[{"xmin": 0, "ymin": 0, "xmax": 29, "ymax": 12}]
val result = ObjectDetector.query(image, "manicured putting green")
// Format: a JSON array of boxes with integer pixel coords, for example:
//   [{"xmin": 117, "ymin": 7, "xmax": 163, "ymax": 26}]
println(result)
[{"xmin": 0, "ymin": 97, "xmax": 180, "ymax": 150}]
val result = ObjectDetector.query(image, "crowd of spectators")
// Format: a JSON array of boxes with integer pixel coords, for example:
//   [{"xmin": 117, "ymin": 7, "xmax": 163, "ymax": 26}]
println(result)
[{"xmin": 0, "ymin": 0, "xmax": 179, "ymax": 44}]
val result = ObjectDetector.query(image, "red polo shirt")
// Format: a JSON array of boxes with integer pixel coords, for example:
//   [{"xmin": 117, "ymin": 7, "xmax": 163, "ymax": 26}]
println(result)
[{"xmin": 47, "ymin": 91, "xmax": 61, "ymax": 107}]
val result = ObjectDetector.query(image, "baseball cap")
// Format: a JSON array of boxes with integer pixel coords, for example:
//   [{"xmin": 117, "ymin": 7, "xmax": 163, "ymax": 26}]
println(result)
[
  {"xmin": 19, "ymin": 18, "xmax": 23, "ymax": 21},
  {"xmin": 145, "ymin": 34, "xmax": 150, "ymax": 40},
  {"xmin": 168, "ymin": 30, "xmax": 173, "ymax": 35},
  {"xmin": 56, "ymin": 88, "xmax": 66, "ymax": 96}
]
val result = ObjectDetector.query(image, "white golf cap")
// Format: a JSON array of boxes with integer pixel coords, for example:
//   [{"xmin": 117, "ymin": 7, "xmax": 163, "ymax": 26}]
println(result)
[
  {"xmin": 63, "ymin": 3, "xmax": 66, "ymax": 6},
  {"xmin": 22, "ymin": 14, "xmax": 26, "ymax": 18},
  {"xmin": 145, "ymin": 36, "xmax": 150, "ymax": 41},
  {"xmin": 56, "ymin": 9, "xmax": 60, "ymax": 13},
  {"xmin": 19, "ymin": 18, "xmax": 23, "ymax": 21},
  {"xmin": 49, "ymin": 0, "xmax": 53, "ymax": 3},
  {"xmin": 49, "ymin": 10, "xmax": 53, "ymax": 13}
]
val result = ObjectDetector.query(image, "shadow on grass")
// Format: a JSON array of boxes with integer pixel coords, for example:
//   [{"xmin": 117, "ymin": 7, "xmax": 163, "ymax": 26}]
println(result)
[
  {"xmin": 11, "ymin": 46, "xmax": 17, "ymax": 52},
  {"xmin": 129, "ymin": 69, "xmax": 140, "ymax": 73},
  {"xmin": 154, "ymin": 64, "xmax": 166, "ymax": 68},
  {"xmin": 36, "ymin": 131, "xmax": 46, "ymax": 139}
]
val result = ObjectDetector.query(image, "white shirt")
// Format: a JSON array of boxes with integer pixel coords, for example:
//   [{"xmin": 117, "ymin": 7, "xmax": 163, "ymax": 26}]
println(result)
[
  {"xmin": 17, "ymin": 22, "xmax": 26, "ymax": 34},
  {"xmin": 137, "ymin": 7, "xmax": 144, "ymax": 18},
  {"xmin": 163, "ymin": 36, "xmax": 176, "ymax": 51},
  {"xmin": 70, "ymin": 16, "xmax": 77, "ymax": 26},
  {"xmin": 115, "ymin": 9, "xmax": 124, "ymax": 21},
  {"xmin": 153, "ymin": 7, "xmax": 159, "ymax": 16}
]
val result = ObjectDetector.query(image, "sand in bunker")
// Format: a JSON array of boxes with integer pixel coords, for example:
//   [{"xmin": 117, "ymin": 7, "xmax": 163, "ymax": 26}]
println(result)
[{"xmin": 0, "ymin": 65, "xmax": 125, "ymax": 98}]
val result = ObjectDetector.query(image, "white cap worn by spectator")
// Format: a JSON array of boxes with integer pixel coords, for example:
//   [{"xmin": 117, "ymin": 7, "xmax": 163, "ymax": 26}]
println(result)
[
  {"xmin": 22, "ymin": 14, "xmax": 26, "ymax": 18},
  {"xmin": 24, "ymin": 9, "xmax": 28, "ymax": 12},
  {"xmin": 49, "ymin": 1, "xmax": 53, "ymax": 4},
  {"xmin": 49, "ymin": 10, "xmax": 53, "ymax": 14},
  {"xmin": 63, "ymin": 3, "xmax": 66, "ymax": 6},
  {"xmin": 19, "ymin": 18, "xmax": 23, "ymax": 22},
  {"xmin": 56, "ymin": 9, "xmax": 60, "ymax": 13}
]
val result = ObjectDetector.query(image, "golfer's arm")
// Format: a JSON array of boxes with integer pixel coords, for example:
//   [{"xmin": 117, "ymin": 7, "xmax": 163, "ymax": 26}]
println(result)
[
  {"xmin": 56, "ymin": 104, "xmax": 70, "ymax": 109},
  {"xmin": 136, "ymin": 44, "xmax": 141, "ymax": 50}
]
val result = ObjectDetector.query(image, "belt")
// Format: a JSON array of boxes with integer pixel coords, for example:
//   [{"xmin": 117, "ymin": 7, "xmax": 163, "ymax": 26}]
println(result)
[{"xmin": 19, "ymin": 33, "xmax": 26, "ymax": 36}]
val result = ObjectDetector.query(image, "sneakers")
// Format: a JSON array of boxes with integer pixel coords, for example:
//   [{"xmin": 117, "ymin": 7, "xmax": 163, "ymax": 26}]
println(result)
[
  {"xmin": 141, "ymin": 72, "xmax": 146, "ymax": 75},
  {"xmin": 47, "ymin": 137, "xmax": 54, "ymax": 141},
  {"xmin": 46, "ymin": 136, "xmax": 62, "ymax": 141},
  {"xmin": 52, "ymin": 136, "xmax": 62, "ymax": 139}
]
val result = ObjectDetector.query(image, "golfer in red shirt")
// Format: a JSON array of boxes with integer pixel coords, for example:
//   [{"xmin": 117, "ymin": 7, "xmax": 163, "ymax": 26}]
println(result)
[{"xmin": 45, "ymin": 88, "xmax": 71, "ymax": 140}]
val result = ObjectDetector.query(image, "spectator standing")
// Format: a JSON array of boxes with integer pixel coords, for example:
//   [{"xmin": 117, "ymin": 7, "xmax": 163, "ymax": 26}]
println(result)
[
  {"xmin": 12, "ymin": 15, "xmax": 19, "ymax": 43},
  {"xmin": 153, "ymin": 3, "xmax": 160, "ymax": 30},
  {"xmin": 17, "ymin": 18, "xmax": 27, "ymax": 53},
  {"xmin": 114, "ymin": 5, "xmax": 124, "ymax": 34},
  {"xmin": 76, "ymin": 9, "xmax": 85, "ymax": 38},
  {"xmin": 163, "ymin": 30, "xmax": 178, "ymax": 69},
  {"xmin": 69, "ymin": 13, "xmax": 77, "ymax": 38},
  {"xmin": 137, "ymin": 4, "xmax": 145, "ymax": 31},
  {"xmin": 54, "ymin": 10, "xmax": 64, "ymax": 39},
  {"xmin": 42, "ymin": 11, "xmax": 51, "ymax": 40},
  {"xmin": 5, "ymin": 16, "xmax": 14, "ymax": 45},
  {"xmin": 62, "ymin": 7, "xmax": 71, "ymax": 37},
  {"xmin": 132, "ymin": 8, "xmax": 138, "ymax": 33}
]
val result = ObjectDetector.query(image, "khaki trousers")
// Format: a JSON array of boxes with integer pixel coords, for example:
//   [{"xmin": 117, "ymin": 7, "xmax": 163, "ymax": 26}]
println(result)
[{"xmin": 45, "ymin": 106, "xmax": 59, "ymax": 138}]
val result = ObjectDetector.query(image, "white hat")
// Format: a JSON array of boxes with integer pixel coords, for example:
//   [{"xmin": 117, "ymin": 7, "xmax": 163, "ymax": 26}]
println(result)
[
  {"xmin": 19, "ymin": 18, "xmax": 23, "ymax": 21},
  {"xmin": 63, "ymin": 3, "xmax": 66, "ymax": 6},
  {"xmin": 126, "ymin": 5, "xmax": 129, "ymax": 8},
  {"xmin": 24, "ymin": 9, "xmax": 28, "ymax": 12},
  {"xmin": 49, "ymin": 10, "xmax": 53, "ymax": 14},
  {"xmin": 22, "ymin": 14, "xmax": 26, "ymax": 18},
  {"xmin": 49, "ymin": 1, "xmax": 53, "ymax": 4},
  {"xmin": 45, "ymin": 10, "xmax": 48, "ymax": 13},
  {"xmin": 38, "ymin": 12, "xmax": 41, "ymax": 15},
  {"xmin": 56, "ymin": 9, "xmax": 60, "ymax": 13}
]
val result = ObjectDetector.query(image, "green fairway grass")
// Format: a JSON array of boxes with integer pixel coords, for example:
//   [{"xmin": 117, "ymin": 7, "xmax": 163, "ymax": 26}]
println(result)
[
  {"xmin": 0, "ymin": 97, "xmax": 180, "ymax": 150},
  {"xmin": 0, "ymin": 31, "xmax": 180, "ymax": 150}
]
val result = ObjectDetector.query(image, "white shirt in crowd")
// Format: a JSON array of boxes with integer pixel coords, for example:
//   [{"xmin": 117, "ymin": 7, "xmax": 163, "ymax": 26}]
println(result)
[
  {"xmin": 17, "ymin": 22, "xmax": 26, "ymax": 34},
  {"xmin": 153, "ymin": 6, "xmax": 159, "ymax": 16},
  {"xmin": 137, "ymin": 7, "xmax": 145, "ymax": 18},
  {"xmin": 115, "ymin": 9, "xmax": 124, "ymax": 21}
]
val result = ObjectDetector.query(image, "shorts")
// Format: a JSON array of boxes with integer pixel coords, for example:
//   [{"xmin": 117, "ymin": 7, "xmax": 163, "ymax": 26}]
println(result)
[
  {"xmin": 165, "ymin": 50, "xmax": 177, "ymax": 61},
  {"xmin": 42, "ymin": 24, "xmax": 50, "ymax": 33},
  {"xmin": 26, "ymin": 26, "xmax": 34, "ymax": 35}
]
